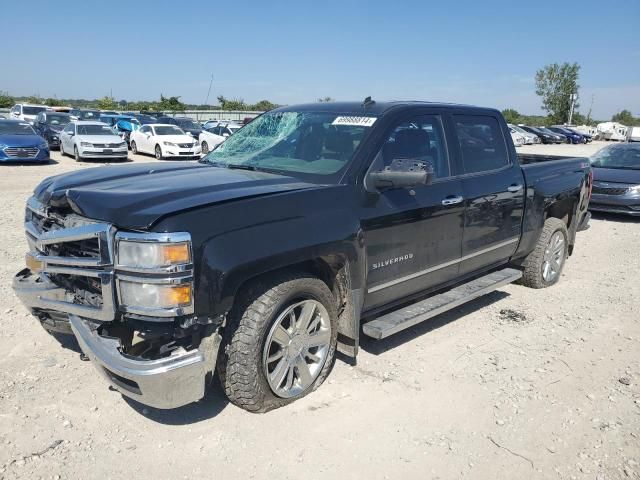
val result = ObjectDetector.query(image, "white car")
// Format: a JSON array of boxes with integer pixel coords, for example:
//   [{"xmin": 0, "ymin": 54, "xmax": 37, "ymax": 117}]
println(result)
[
  {"xmin": 59, "ymin": 121, "xmax": 128, "ymax": 161},
  {"xmin": 10, "ymin": 104, "xmax": 50, "ymax": 124},
  {"xmin": 199, "ymin": 122, "xmax": 242, "ymax": 154},
  {"xmin": 510, "ymin": 129, "xmax": 525, "ymax": 147},
  {"xmin": 508, "ymin": 124, "xmax": 539, "ymax": 144},
  {"xmin": 130, "ymin": 124, "xmax": 201, "ymax": 160}
]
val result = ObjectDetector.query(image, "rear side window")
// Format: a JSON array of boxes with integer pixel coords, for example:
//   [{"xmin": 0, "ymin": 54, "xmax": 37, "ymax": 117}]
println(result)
[{"xmin": 454, "ymin": 115, "xmax": 509, "ymax": 174}]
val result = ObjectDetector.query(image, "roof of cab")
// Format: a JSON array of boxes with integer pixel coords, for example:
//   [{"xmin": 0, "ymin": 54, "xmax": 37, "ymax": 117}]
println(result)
[{"xmin": 274, "ymin": 100, "xmax": 500, "ymax": 116}]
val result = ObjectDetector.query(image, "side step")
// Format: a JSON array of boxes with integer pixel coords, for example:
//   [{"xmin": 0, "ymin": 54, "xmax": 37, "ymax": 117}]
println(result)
[{"xmin": 362, "ymin": 268, "xmax": 522, "ymax": 339}]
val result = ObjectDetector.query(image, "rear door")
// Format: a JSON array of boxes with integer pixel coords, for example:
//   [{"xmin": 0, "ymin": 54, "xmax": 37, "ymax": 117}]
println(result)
[
  {"xmin": 452, "ymin": 113, "xmax": 525, "ymax": 276},
  {"xmin": 361, "ymin": 112, "xmax": 465, "ymax": 311}
]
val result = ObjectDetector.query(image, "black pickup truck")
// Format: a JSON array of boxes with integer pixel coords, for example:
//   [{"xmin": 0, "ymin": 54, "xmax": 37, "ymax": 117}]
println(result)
[{"xmin": 13, "ymin": 101, "xmax": 592, "ymax": 412}]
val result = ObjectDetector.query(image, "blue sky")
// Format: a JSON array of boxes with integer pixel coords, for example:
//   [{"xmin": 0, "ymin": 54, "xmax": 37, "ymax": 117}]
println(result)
[{"xmin": 3, "ymin": 0, "xmax": 639, "ymax": 119}]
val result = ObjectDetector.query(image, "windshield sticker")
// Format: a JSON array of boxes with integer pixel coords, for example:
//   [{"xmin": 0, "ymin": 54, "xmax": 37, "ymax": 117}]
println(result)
[{"xmin": 332, "ymin": 116, "xmax": 377, "ymax": 127}]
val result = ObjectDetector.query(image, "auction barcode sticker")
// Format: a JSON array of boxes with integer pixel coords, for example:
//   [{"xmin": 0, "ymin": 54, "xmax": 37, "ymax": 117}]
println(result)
[{"xmin": 332, "ymin": 116, "xmax": 377, "ymax": 127}]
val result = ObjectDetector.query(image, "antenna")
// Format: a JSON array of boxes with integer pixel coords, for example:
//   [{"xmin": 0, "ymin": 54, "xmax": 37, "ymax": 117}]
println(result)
[
  {"xmin": 204, "ymin": 74, "xmax": 214, "ymax": 107},
  {"xmin": 362, "ymin": 96, "xmax": 375, "ymax": 109}
]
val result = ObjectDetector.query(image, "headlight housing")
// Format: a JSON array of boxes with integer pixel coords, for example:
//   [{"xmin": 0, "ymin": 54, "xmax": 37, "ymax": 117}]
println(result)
[
  {"xmin": 118, "ymin": 280, "xmax": 193, "ymax": 312},
  {"xmin": 37, "ymin": 142, "xmax": 49, "ymax": 149},
  {"xmin": 163, "ymin": 141, "xmax": 176, "ymax": 147},
  {"xmin": 80, "ymin": 142, "xmax": 92, "ymax": 147},
  {"xmin": 116, "ymin": 232, "xmax": 191, "ymax": 271},
  {"xmin": 629, "ymin": 185, "xmax": 640, "ymax": 195},
  {"xmin": 115, "ymin": 231, "xmax": 194, "ymax": 317}
]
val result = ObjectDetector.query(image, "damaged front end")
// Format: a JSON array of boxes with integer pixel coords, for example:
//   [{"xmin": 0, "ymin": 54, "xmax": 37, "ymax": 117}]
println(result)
[{"xmin": 13, "ymin": 196, "xmax": 221, "ymax": 409}]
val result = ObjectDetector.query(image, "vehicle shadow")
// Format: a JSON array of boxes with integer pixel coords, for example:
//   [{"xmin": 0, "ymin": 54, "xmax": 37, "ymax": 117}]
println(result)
[
  {"xmin": 0, "ymin": 159, "xmax": 59, "ymax": 166},
  {"xmin": 122, "ymin": 376, "xmax": 229, "ymax": 424},
  {"xmin": 590, "ymin": 211, "xmax": 640, "ymax": 224},
  {"xmin": 359, "ymin": 290, "xmax": 509, "ymax": 356},
  {"xmin": 78, "ymin": 157, "xmax": 133, "ymax": 164},
  {"xmin": 48, "ymin": 330, "xmax": 230, "ymax": 423}
]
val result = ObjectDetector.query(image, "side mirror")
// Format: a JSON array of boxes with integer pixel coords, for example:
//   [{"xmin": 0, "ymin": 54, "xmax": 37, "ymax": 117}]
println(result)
[{"xmin": 367, "ymin": 159, "xmax": 434, "ymax": 192}]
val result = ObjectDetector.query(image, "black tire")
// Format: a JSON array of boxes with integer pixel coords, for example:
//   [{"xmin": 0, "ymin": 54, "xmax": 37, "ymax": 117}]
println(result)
[
  {"xmin": 130, "ymin": 140, "xmax": 138, "ymax": 154},
  {"xmin": 519, "ymin": 218, "xmax": 569, "ymax": 289},
  {"xmin": 155, "ymin": 144, "xmax": 163, "ymax": 160},
  {"xmin": 218, "ymin": 272, "xmax": 338, "ymax": 413},
  {"xmin": 73, "ymin": 146, "xmax": 81, "ymax": 162},
  {"xmin": 59, "ymin": 142, "xmax": 65, "ymax": 157},
  {"xmin": 201, "ymin": 141, "xmax": 209, "ymax": 154}
]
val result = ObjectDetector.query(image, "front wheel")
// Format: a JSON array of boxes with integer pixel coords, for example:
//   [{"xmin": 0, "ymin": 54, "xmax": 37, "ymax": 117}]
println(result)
[
  {"xmin": 59, "ymin": 142, "xmax": 65, "ymax": 157},
  {"xmin": 130, "ymin": 140, "xmax": 138, "ymax": 154},
  {"xmin": 218, "ymin": 272, "xmax": 338, "ymax": 412},
  {"xmin": 201, "ymin": 141, "xmax": 209, "ymax": 154},
  {"xmin": 519, "ymin": 218, "xmax": 568, "ymax": 288},
  {"xmin": 73, "ymin": 146, "xmax": 81, "ymax": 162},
  {"xmin": 155, "ymin": 144, "xmax": 163, "ymax": 160}
]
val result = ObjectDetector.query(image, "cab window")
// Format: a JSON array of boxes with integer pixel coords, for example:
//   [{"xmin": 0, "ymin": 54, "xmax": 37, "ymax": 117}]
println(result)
[
  {"xmin": 372, "ymin": 115, "xmax": 450, "ymax": 180},
  {"xmin": 454, "ymin": 115, "xmax": 509, "ymax": 174}
]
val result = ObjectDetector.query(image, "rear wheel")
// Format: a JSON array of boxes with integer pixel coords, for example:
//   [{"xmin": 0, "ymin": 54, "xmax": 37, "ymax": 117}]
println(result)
[
  {"xmin": 218, "ymin": 272, "xmax": 338, "ymax": 413},
  {"xmin": 520, "ymin": 218, "xmax": 568, "ymax": 289},
  {"xmin": 155, "ymin": 144, "xmax": 163, "ymax": 160}
]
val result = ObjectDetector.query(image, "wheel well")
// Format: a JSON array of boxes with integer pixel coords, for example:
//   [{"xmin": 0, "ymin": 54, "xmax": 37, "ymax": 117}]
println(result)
[
  {"xmin": 546, "ymin": 198, "xmax": 574, "ymax": 227},
  {"xmin": 232, "ymin": 257, "xmax": 347, "ymax": 314}
]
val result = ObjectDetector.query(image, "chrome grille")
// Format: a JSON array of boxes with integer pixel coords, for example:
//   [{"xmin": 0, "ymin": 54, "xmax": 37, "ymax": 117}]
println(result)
[
  {"xmin": 24, "ymin": 197, "xmax": 116, "ymax": 321},
  {"xmin": 92, "ymin": 143, "xmax": 122, "ymax": 148},
  {"xmin": 592, "ymin": 183, "xmax": 630, "ymax": 196},
  {"xmin": 178, "ymin": 143, "xmax": 195, "ymax": 148},
  {"xmin": 5, "ymin": 147, "xmax": 39, "ymax": 158}
]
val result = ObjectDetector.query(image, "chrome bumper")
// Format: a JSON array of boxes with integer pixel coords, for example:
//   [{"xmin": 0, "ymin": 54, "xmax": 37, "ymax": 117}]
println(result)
[{"xmin": 70, "ymin": 315, "xmax": 220, "ymax": 409}]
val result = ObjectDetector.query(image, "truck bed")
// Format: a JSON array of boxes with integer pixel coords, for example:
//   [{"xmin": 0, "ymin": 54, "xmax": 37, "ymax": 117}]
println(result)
[{"xmin": 517, "ymin": 153, "xmax": 587, "ymax": 165}]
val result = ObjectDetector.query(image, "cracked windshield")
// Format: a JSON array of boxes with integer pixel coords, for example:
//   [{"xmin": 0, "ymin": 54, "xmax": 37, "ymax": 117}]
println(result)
[{"xmin": 202, "ymin": 111, "xmax": 374, "ymax": 179}]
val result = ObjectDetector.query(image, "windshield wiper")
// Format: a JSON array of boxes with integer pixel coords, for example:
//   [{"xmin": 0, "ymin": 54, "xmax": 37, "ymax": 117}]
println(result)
[{"xmin": 226, "ymin": 164, "xmax": 258, "ymax": 171}]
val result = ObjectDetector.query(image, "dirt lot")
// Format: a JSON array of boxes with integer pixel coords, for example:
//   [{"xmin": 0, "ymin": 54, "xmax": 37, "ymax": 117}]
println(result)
[{"xmin": 1, "ymin": 141, "xmax": 638, "ymax": 480}]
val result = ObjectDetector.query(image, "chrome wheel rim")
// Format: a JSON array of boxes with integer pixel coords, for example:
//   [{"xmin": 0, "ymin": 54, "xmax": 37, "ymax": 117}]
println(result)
[
  {"xmin": 542, "ymin": 231, "xmax": 565, "ymax": 282},
  {"xmin": 263, "ymin": 299, "xmax": 331, "ymax": 399},
  {"xmin": 155, "ymin": 146, "xmax": 161, "ymax": 159},
  {"xmin": 131, "ymin": 141, "xmax": 136, "ymax": 153},
  {"xmin": 202, "ymin": 141, "xmax": 208, "ymax": 154}
]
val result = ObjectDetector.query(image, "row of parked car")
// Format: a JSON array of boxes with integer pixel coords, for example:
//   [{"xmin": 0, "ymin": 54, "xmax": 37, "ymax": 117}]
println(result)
[
  {"xmin": 508, "ymin": 123, "xmax": 593, "ymax": 146},
  {"xmin": 0, "ymin": 103, "xmax": 245, "ymax": 162}
]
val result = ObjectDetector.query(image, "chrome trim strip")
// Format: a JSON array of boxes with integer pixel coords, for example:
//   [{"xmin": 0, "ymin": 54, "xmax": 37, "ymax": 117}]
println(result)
[{"xmin": 367, "ymin": 237, "xmax": 520, "ymax": 293}]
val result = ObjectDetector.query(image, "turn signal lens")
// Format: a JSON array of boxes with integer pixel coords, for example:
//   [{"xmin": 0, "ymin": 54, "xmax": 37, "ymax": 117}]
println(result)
[
  {"xmin": 163, "ymin": 284, "xmax": 192, "ymax": 306},
  {"xmin": 162, "ymin": 243, "xmax": 190, "ymax": 265}
]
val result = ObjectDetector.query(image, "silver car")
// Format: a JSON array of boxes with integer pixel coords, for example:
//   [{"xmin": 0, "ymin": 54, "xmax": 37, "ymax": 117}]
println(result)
[{"xmin": 59, "ymin": 121, "xmax": 128, "ymax": 161}]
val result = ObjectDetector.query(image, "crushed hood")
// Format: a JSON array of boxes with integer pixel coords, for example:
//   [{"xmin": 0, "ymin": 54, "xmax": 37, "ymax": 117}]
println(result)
[{"xmin": 34, "ymin": 161, "xmax": 317, "ymax": 229}]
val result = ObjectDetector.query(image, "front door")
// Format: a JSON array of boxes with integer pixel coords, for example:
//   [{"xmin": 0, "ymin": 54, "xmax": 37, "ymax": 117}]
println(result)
[
  {"xmin": 361, "ymin": 114, "xmax": 464, "ymax": 311},
  {"xmin": 452, "ymin": 114, "xmax": 525, "ymax": 275}
]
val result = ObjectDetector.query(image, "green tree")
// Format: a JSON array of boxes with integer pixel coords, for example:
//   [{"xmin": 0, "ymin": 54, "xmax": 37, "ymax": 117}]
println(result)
[
  {"xmin": 97, "ymin": 96, "xmax": 118, "ymax": 110},
  {"xmin": 217, "ymin": 95, "xmax": 248, "ymax": 110},
  {"xmin": 158, "ymin": 94, "xmax": 185, "ymax": 112},
  {"xmin": 44, "ymin": 97, "xmax": 64, "ymax": 107},
  {"xmin": 501, "ymin": 109, "xmax": 521, "ymax": 124},
  {"xmin": 611, "ymin": 109, "xmax": 640, "ymax": 126},
  {"xmin": 251, "ymin": 99, "xmax": 277, "ymax": 111},
  {"xmin": 535, "ymin": 62, "xmax": 580, "ymax": 124},
  {"xmin": 26, "ymin": 95, "xmax": 43, "ymax": 105},
  {"xmin": 0, "ymin": 90, "xmax": 14, "ymax": 108}
]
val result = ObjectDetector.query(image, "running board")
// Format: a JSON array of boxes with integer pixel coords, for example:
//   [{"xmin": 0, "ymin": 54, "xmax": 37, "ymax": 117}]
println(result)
[{"xmin": 362, "ymin": 268, "xmax": 522, "ymax": 339}]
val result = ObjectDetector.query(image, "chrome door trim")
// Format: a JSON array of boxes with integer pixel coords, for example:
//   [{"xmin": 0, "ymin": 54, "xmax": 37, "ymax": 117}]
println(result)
[{"xmin": 367, "ymin": 237, "xmax": 519, "ymax": 293}]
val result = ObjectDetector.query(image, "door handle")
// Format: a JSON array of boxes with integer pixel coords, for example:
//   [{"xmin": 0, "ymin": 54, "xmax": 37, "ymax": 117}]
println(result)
[
  {"xmin": 442, "ymin": 195, "xmax": 464, "ymax": 206},
  {"xmin": 507, "ymin": 184, "xmax": 523, "ymax": 193}
]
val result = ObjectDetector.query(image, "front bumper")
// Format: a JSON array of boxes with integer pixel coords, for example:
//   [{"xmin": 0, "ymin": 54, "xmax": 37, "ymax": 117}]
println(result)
[
  {"xmin": 13, "ymin": 268, "xmax": 219, "ymax": 409},
  {"xmin": 589, "ymin": 193, "xmax": 640, "ymax": 216},
  {"xmin": 78, "ymin": 146, "xmax": 128, "ymax": 158},
  {"xmin": 164, "ymin": 146, "xmax": 201, "ymax": 158},
  {"xmin": 70, "ymin": 315, "xmax": 220, "ymax": 409},
  {"xmin": 0, "ymin": 146, "xmax": 50, "ymax": 162}
]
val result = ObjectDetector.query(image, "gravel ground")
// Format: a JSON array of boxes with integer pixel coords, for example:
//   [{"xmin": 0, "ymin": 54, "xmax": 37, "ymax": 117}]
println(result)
[{"xmin": 1, "ymin": 141, "xmax": 639, "ymax": 480}]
